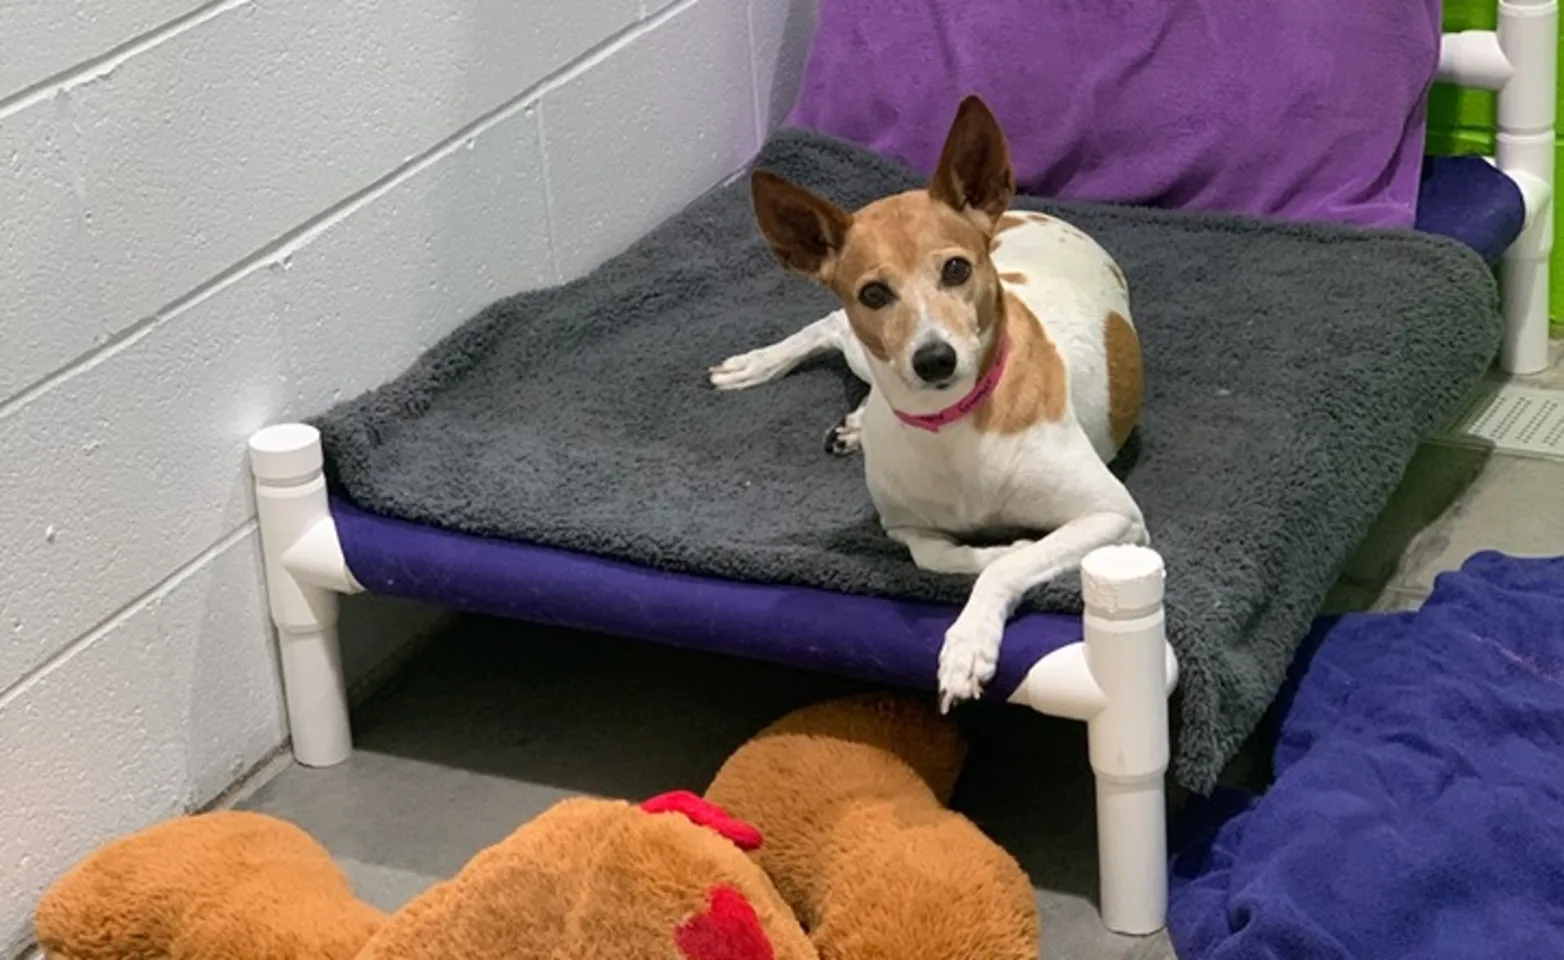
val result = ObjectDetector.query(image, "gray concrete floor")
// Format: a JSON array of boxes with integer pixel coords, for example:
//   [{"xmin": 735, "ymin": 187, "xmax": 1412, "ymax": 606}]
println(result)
[{"xmin": 237, "ymin": 353, "xmax": 1564, "ymax": 960}]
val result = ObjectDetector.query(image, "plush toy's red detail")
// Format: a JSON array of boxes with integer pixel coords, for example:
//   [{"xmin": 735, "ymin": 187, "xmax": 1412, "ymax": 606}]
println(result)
[
  {"xmin": 675, "ymin": 885, "xmax": 776, "ymax": 960},
  {"xmin": 640, "ymin": 791, "xmax": 764, "ymax": 851}
]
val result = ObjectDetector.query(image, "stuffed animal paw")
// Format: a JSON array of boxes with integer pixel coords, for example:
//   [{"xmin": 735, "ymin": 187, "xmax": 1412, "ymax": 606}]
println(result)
[{"xmin": 34, "ymin": 810, "xmax": 386, "ymax": 960}]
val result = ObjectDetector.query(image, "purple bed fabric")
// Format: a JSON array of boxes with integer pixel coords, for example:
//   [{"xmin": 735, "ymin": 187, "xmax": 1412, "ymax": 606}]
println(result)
[
  {"xmin": 1415, "ymin": 155, "xmax": 1526, "ymax": 265},
  {"xmin": 788, "ymin": 0, "xmax": 1442, "ymax": 229},
  {"xmin": 1168, "ymin": 552, "xmax": 1564, "ymax": 957},
  {"xmin": 330, "ymin": 496, "xmax": 1080, "ymax": 701}
]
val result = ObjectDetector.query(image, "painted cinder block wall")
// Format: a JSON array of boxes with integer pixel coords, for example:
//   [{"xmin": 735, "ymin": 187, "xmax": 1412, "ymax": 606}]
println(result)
[{"xmin": 0, "ymin": 0, "xmax": 816, "ymax": 952}]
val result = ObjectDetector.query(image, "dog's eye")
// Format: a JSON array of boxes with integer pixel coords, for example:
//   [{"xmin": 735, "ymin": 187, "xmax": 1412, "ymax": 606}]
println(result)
[
  {"xmin": 941, "ymin": 257, "xmax": 972, "ymax": 287},
  {"xmin": 857, "ymin": 282, "xmax": 893, "ymax": 309}
]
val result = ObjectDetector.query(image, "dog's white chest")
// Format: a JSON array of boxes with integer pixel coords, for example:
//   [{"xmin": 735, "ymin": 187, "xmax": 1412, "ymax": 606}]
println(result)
[{"xmin": 860, "ymin": 402, "xmax": 1056, "ymax": 533}]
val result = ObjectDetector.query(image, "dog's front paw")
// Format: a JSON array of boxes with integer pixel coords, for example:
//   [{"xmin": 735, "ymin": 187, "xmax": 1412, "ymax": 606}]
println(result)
[
  {"xmin": 708, "ymin": 347, "xmax": 789, "ymax": 391},
  {"xmin": 824, "ymin": 408, "xmax": 865, "ymax": 456},
  {"xmin": 937, "ymin": 614, "xmax": 1003, "ymax": 713}
]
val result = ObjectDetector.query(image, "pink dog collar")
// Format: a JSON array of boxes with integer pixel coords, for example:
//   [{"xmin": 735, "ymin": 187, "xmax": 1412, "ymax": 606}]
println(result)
[{"xmin": 893, "ymin": 332, "xmax": 1010, "ymax": 433}]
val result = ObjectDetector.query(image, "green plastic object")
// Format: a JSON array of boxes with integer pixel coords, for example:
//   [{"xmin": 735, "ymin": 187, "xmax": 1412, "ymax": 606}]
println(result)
[{"xmin": 1428, "ymin": 0, "xmax": 1562, "ymax": 332}]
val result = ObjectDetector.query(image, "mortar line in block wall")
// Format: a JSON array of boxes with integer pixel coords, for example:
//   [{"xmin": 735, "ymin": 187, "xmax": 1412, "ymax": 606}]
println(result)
[
  {"xmin": 0, "ymin": 0, "xmax": 706, "ymax": 422},
  {"xmin": 0, "ymin": 0, "xmax": 249, "ymax": 121},
  {"xmin": 0, "ymin": 521, "xmax": 257, "ymax": 710}
]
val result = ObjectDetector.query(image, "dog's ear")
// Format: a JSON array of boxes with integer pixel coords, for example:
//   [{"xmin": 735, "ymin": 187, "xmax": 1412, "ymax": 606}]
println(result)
[
  {"xmin": 929, "ymin": 95, "xmax": 1015, "ymax": 234},
  {"xmin": 751, "ymin": 170, "xmax": 853, "ymax": 284}
]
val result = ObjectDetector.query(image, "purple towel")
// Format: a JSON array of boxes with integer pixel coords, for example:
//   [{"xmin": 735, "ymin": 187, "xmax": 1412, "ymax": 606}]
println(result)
[
  {"xmin": 788, "ymin": 0, "xmax": 1440, "ymax": 228},
  {"xmin": 1169, "ymin": 552, "xmax": 1564, "ymax": 957}
]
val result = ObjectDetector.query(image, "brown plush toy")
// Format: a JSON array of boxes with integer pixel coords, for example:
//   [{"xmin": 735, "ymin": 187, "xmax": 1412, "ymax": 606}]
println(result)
[
  {"xmin": 33, "ymin": 810, "xmax": 386, "ymax": 960},
  {"xmin": 355, "ymin": 792, "xmax": 816, "ymax": 960},
  {"xmin": 35, "ymin": 793, "xmax": 815, "ymax": 960},
  {"xmin": 35, "ymin": 694, "xmax": 1037, "ymax": 960},
  {"xmin": 706, "ymin": 693, "xmax": 1041, "ymax": 960}
]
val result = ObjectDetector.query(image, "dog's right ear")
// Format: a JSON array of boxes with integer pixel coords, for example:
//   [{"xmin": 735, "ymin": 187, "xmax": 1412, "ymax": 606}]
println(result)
[{"xmin": 751, "ymin": 170, "xmax": 853, "ymax": 284}]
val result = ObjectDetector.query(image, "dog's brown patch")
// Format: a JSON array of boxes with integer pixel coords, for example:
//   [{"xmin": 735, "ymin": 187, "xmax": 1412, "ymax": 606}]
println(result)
[
  {"xmin": 1108, "ymin": 262, "xmax": 1127, "ymax": 291},
  {"xmin": 848, "ymin": 309, "xmax": 893, "ymax": 361},
  {"xmin": 973, "ymin": 294, "xmax": 1068, "ymax": 434},
  {"xmin": 999, "ymin": 271, "xmax": 1027, "ymax": 285},
  {"xmin": 1104, "ymin": 310, "xmax": 1142, "ymax": 447},
  {"xmin": 832, "ymin": 191, "xmax": 997, "ymax": 360},
  {"xmin": 995, "ymin": 213, "xmax": 1028, "ymax": 234}
]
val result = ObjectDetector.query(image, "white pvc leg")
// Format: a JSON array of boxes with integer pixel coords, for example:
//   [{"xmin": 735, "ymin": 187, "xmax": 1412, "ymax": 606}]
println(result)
[
  {"xmin": 1094, "ymin": 775, "xmax": 1167, "ymax": 931},
  {"xmin": 1081, "ymin": 545, "xmax": 1171, "ymax": 936},
  {"xmin": 249, "ymin": 423, "xmax": 362, "ymax": 768},
  {"xmin": 1496, "ymin": 0, "xmax": 1558, "ymax": 375},
  {"xmin": 1500, "ymin": 220, "xmax": 1553, "ymax": 375}
]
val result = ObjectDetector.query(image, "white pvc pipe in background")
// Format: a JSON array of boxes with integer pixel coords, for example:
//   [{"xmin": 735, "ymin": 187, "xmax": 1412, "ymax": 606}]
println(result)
[
  {"xmin": 1438, "ymin": 29, "xmax": 1515, "ymax": 90},
  {"xmin": 1495, "ymin": 1, "xmax": 1559, "ymax": 375},
  {"xmin": 249, "ymin": 424, "xmax": 362, "ymax": 767}
]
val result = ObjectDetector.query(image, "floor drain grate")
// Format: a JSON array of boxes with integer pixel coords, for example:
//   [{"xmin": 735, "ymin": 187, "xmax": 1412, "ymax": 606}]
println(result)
[{"xmin": 1445, "ymin": 382, "xmax": 1564, "ymax": 460}]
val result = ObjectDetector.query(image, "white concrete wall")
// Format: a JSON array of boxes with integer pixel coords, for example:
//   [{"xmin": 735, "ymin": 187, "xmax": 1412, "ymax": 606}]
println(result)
[{"xmin": 0, "ymin": 0, "xmax": 816, "ymax": 951}]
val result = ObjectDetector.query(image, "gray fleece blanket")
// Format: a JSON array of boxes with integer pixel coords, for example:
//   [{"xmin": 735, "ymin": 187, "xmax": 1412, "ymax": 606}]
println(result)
[{"xmin": 315, "ymin": 130, "xmax": 1499, "ymax": 792}]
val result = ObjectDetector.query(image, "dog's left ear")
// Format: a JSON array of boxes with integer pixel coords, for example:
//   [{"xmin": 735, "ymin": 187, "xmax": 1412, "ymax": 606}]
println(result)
[{"xmin": 929, "ymin": 95, "xmax": 1015, "ymax": 234}]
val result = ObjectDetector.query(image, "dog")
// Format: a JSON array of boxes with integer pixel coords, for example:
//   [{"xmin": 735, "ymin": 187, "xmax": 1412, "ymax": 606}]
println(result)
[{"xmin": 709, "ymin": 95, "xmax": 1148, "ymax": 710}]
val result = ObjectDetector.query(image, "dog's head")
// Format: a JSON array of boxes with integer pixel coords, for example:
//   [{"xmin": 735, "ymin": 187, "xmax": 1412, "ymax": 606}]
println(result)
[{"xmin": 752, "ymin": 95, "xmax": 1015, "ymax": 396}]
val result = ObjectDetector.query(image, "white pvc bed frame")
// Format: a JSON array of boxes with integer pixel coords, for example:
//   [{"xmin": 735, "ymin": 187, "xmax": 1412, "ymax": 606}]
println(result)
[
  {"xmin": 1443, "ymin": 5, "xmax": 1558, "ymax": 375},
  {"xmin": 244, "ymin": 11, "xmax": 1556, "ymax": 940}
]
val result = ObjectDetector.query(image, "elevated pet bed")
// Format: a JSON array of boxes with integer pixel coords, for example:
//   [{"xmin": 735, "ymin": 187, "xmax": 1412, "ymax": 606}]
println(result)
[
  {"xmin": 1168, "ymin": 552, "xmax": 1564, "ymax": 958},
  {"xmin": 247, "ymin": 28, "xmax": 1551, "ymax": 937}
]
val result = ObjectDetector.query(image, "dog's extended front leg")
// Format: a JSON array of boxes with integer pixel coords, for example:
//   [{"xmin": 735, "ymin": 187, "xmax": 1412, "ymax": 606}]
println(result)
[
  {"xmin": 887, "ymin": 527, "xmax": 1035, "ymax": 575},
  {"xmin": 708, "ymin": 310, "xmax": 851, "ymax": 391},
  {"xmin": 936, "ymin": 511, "xmax": 1146, "ymax": 710}
]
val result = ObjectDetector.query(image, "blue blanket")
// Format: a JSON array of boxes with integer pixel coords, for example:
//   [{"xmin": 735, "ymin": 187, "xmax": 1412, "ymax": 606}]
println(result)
[{"xmin": 1169, "ymin": 551, "xmax": 1564, "ymax": 958}]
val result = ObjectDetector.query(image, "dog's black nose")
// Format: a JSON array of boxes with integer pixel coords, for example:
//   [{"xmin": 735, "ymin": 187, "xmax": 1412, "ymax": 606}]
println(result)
[{"xmin": 912, "ymin": 341, "xmax": 958, "ymax": 384}]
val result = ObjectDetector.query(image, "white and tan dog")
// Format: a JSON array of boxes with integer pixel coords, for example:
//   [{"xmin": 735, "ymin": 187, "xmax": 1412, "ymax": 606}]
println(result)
[{"xmin": 710, "ymin": 96, "xmax": 1147, "ymax": 709}]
